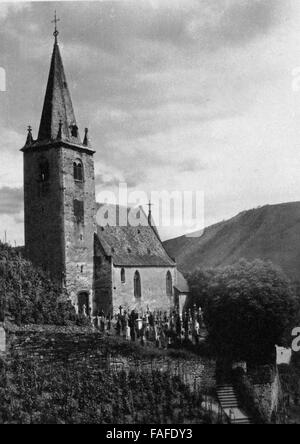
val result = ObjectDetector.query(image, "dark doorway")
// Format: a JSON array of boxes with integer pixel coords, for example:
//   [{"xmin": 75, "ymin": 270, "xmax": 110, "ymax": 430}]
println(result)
[{"xmin": 78, "ymin": 292, "xmax": 89, "ymax": 316}]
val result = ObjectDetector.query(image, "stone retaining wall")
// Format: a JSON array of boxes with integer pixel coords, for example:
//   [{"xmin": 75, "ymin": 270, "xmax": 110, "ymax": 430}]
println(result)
[
  {"xmin": 250, "ymin": 367, "xmax": 282, "ymax": 422},
  {"xmin": 3, "ymin": 324, "xmax": 217, "ymax": 395}
]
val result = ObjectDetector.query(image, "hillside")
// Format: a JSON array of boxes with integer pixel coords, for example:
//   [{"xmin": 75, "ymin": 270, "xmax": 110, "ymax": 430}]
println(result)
[
  {"xmin": 0, "ymin": 243, "xmax": 76, "ymax": 325},
  {"xmin": 163, "ymin": 202, "xmax": 300, "ymax": 281}
]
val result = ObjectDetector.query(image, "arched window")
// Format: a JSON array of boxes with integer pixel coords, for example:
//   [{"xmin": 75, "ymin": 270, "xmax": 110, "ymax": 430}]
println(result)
[
  {"xmin": 134, "ymin": 271, "xmax": 142, "ymax": 299},
  {"xmin": 39, "ymin": 159, "xmax": 50, "ymax": 182},
  {"xmin": 121, "ymin": 268, "xmax": 126, "ymax": 284},
  {"xmin": 166, "ymin": 271, "xmax": 173, "ymax": 297},
  {"xmin": 73, "ymin": 159, "xmax": 83, "ymax": 182}
]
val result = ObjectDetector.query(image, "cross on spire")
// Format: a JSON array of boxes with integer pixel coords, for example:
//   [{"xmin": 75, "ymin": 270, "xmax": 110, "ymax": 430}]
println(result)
[
  {"xmin": 52, "ymin": 11, "xmax": 60, "ymax": 43},
  {"xmin": 148, "ymin": 200, "xmax": 153, "ymax": 214},
  {"xmin": 148, "ymin": 200, "xmax": 153, "ymax": 226},
  {"xmin": 37, "ymin": 22, "xmax": 80, "ymax": 143}
]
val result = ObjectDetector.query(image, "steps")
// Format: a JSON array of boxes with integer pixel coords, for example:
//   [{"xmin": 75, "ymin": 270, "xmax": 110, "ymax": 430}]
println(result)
[
  {"xmin": 217, "ymin": 385, "xmax": 239, "ymax": 408},
  {"xmin": 217, "ymin": 384, "xmax": 252, "ymax": 424}
]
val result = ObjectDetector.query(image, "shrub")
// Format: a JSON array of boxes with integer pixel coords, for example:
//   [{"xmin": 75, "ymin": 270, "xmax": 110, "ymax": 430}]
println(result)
[
  {"xmin": 0, "ymin": 354, "xmax": 218, "ymax": 424},
  {"xmin": 0, "ymin": 242, "xmax": 76, "ymax": 326},
  {"xmin": 233, "ymin": 368, "xmax": 270, "ymax": 424}
]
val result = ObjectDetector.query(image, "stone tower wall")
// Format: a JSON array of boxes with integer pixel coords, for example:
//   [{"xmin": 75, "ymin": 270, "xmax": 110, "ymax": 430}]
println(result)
[
  {"xmin": 23, "ymin": 147, "xmax": 65, "ymax": 282},
  {"xmin": 61, "ymin": 146, "xmax": 96, "ymax": 309},
  {"xmin": 23, "ymin": 145, "xmax": 96, "ymax": 310}
]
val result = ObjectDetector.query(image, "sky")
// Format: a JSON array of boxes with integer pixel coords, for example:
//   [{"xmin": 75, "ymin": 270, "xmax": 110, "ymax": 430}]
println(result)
[{"xmin": 1, "ymin": 0, "xmax": 300, "ymax": 244}]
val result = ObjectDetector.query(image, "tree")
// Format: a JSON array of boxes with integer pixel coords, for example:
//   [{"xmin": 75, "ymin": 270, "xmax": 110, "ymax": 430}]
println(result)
[
  {"xmin": 186, "ymin": 268, "xmax": 217, "ymax": 310},
  {"xmin": 188, "ymin": 259, "xmax": 299, "ymax": 364}
]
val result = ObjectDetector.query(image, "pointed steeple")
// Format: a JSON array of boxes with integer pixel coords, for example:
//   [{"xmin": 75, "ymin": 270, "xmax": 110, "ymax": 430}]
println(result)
[{"xmin": 38, "ymin": 21, "xmax": 81, "ymax": 145}]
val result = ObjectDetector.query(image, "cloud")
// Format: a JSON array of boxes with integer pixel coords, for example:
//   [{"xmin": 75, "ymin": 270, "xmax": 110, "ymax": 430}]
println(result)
[
  {"xmin": 0, "ymin": 186, "xmax": 23, "ymax": 215},
  {"xmin": 14, "ymin": 212, "xmax": 24, "ymax": 225},
  {"xmin": 96, "ymin": 172, "xmax": 122, "ymax": 189},
  {"xmin": 0, "ymin": 2, "xmax": 30, "ymax": 22},
  {"xmin": 183, "ymin": 0, "xmax": 285, "ymax": 50},
  {"xmin": 178, "ymin": 158, "xmax": 207, "ymax": 173},
  {"xmin": 75, "ymin": 0, "xmax": 283, "ymax": 52},
  {"xmin": 0, "ymin": 126, "xmax": 24, "ymax": 188},
  {"xmin": 1, "ymin": 0, "xmax": 299, "ymax": 244},
  {"xmin": 96, "ymin": 164, "xmax": 146, "ymax": 190}
]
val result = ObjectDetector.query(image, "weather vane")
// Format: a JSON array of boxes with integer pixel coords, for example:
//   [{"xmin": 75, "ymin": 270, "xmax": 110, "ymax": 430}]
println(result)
[
  {"xmin": 52, "ymin": 11, "xmax": 60, "ymax": 43},
  {"xmin": 148, "ymin": 200, "xmax": 154, "ymax": 217}
]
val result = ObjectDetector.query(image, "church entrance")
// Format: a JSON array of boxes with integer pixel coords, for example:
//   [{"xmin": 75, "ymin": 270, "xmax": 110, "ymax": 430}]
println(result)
[{"xmin": 78, "ymin": 292, "xmax": 89, "ymax": 316}]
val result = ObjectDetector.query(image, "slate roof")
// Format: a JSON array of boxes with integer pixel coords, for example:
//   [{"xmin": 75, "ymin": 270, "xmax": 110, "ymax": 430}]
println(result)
[
  {"xmin": 96, "ymin": 204, "xmax": 176, "ymax": 267},
  {"xmin": 37, "ymin": 40, "xmax": 82, "ymax": 144},
  {"xmin": 22, "ymin": 38, "xmax": 94, "ymax": 154}
]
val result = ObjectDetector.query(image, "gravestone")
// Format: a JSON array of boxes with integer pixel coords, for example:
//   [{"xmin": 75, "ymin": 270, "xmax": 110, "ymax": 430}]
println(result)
[{"xmin": 0, "ymin": 326, "xmax": 6, "ymax": 354}]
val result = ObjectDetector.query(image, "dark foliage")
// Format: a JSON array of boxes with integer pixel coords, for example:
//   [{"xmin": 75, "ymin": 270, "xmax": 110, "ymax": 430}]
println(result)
[
  {"xmin": 187, "ymin": 259, "xmax": 299, "ymax": 364},
  {"xmin": 232, "ymin": 367, "xmax": 270, "ymax": 424},
  {"xmin": 185, "ymin": 268, "xmax": 216, "ymax": 310},
  {"xmin": 280, "ymin": 353, "xmax": 300, "ymax": 401},
  {"xmin": 0, "ymin": 355, "xmax": 217, "ymax": 424},
  {"xmin": 0, "ymin": 242, "xmax": 76, "ymax": 326}
]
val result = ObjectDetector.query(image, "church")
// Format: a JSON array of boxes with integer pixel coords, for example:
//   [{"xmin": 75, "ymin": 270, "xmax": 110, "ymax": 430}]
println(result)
[{"xmin": 21, "ymin": 25, "xmax": 189, "ymax": 316}]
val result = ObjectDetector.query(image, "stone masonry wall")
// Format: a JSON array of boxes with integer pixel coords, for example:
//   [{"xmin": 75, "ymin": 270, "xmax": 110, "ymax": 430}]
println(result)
[
  {"xmin": 241, "ymin": 365, "xmax": 282, "ymax": 422},
  {"xmin": 3, "ymin": 325, "xmax": 216, "ymax": 395},
  {"xmin": 23, "ymin": 144, "xmax": 96, "ymax": 312},
  {"xmin": 61, "ymin": 146, "xmax": 96, "ymax": 311},
  {"xmin": 94, "ymin": 241, "xmax": 178, "ymax": 315},
  {"xmin": 251, "ymin": 368, "xmax": 282, "ymax": 422},
  {"xmin": 110, "ymin": 354, "xmax": 216, "ymax": 394},
  {"xmin": 112, "ymin": 266, "xmax": 177, "ymax": 313},
  {"xmin": 94, "ymin": 236, "xmax": 113, "ymax": 315},
  {"xmin": 23, "ymin": 147, "xmax": 65, "ymax": 282}
]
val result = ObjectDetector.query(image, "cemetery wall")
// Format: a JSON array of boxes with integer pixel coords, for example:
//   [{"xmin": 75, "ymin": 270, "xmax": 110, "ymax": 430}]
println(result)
[{"xmin": 2, "ymin": 324, "xmax": 217, "ymax": 394}]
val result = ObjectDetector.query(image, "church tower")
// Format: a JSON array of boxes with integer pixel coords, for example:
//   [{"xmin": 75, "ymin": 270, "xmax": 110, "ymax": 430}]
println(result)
[{"xmin": 21, "ymin": 19, "xmax": 96, "ymax": 313}]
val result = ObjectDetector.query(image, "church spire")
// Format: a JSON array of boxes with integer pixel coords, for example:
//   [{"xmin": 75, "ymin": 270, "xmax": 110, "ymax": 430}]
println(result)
[
  {"xmin": 37, "ymin": 14, "xmax": 82, "ymax": 145},
  {"xmin": 52, "ymin": 11, "xmax": 60, "ymax": 45}
]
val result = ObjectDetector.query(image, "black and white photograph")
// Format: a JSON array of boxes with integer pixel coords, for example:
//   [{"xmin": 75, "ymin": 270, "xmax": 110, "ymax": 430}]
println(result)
[{"xmin": 1, "ymin": 0, "xmax": 300, "ymax": 428}]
